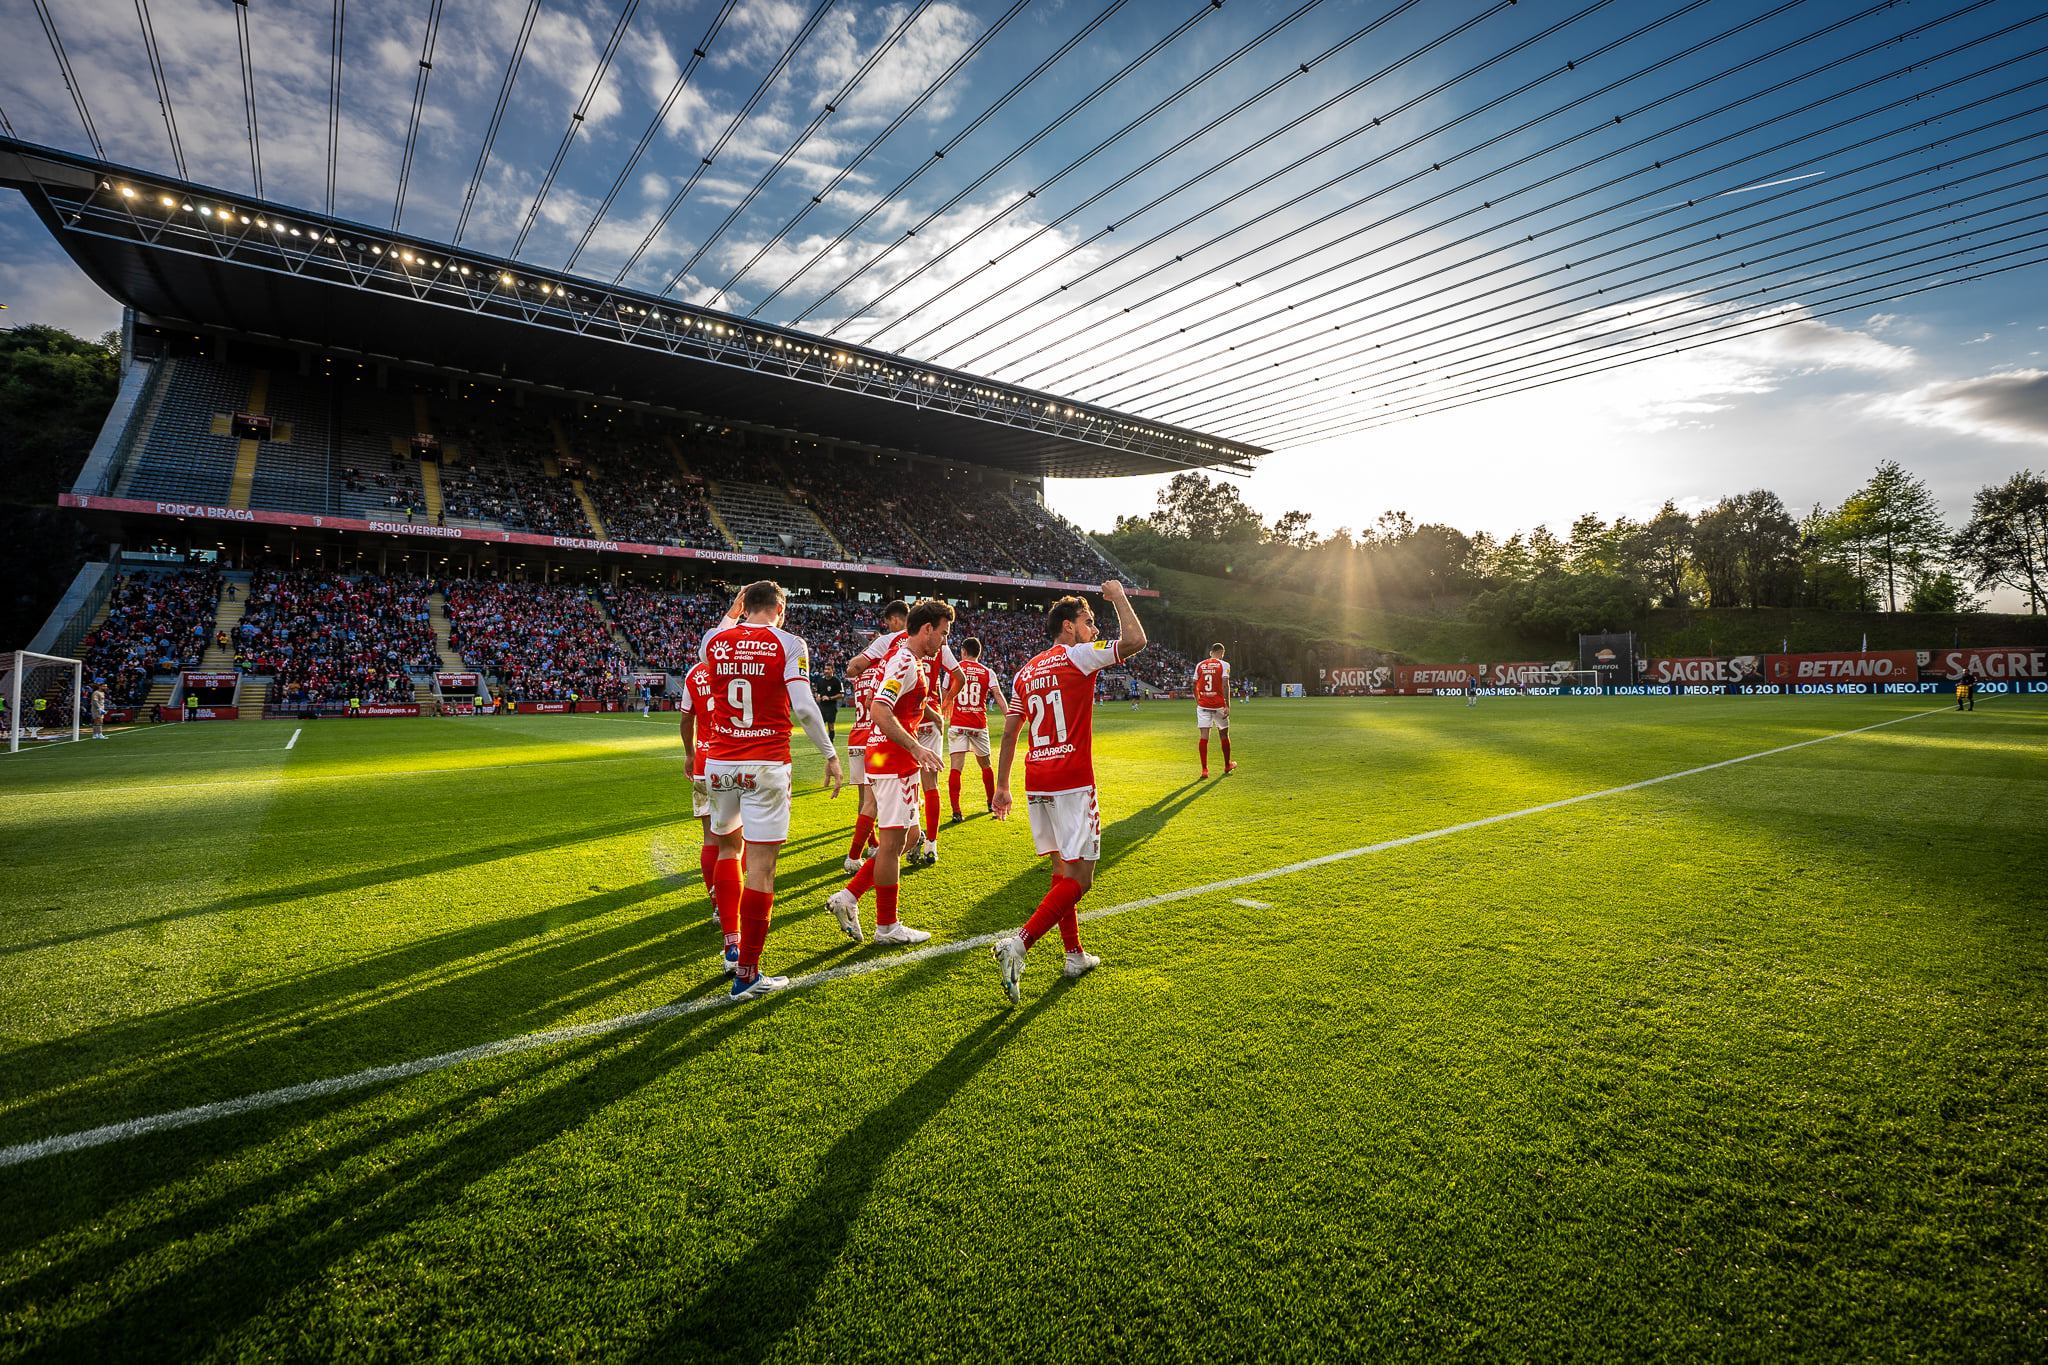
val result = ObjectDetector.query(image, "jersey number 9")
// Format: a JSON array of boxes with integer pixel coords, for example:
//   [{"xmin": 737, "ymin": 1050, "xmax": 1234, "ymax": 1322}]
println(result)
[{"xmin": 726, "ymin": 678, "xmax": 754, "ymax": 728}]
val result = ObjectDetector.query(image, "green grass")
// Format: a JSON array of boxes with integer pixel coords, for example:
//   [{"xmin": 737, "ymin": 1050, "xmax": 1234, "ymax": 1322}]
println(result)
[{"xmin": 2, "ymin": 698, "xmax": 2045, "ymax": 1362}]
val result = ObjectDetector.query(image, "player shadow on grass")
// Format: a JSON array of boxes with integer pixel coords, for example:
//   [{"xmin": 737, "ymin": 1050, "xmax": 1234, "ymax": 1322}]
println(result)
[
  {"xmin": 6, "ymin": 994, "xmax": 805, "ymax": 1360},
  {"xmin": 0, "ymin": 877, "xmax": 737, "ymax": 1148},
  {"xmin": 626, "ymin": 989, "xmax": 1067, "ymax": 1364}
]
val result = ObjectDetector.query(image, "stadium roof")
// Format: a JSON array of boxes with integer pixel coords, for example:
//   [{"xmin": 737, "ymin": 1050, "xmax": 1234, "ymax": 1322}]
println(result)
[{"xmin": 1, "ymin": 139, "xmax": 1263, "ymax": 482}]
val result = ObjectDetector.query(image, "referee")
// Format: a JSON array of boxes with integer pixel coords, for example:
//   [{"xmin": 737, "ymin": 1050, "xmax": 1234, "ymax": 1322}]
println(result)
[{"xmin": 814, "ymin": 667, "xmax": 844, "ymax": 741}]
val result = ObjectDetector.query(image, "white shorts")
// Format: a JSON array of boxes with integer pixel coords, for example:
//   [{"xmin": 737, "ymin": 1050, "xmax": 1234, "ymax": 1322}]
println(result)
[
  {"xmin": 916, "ymin": 724, "xmax": 943, "ymax": 786},
  {"xmin": 1197, "ymin": 706, "xmax": 1229, "ymax": 731},
  {"xmin": 704, "ymin": 760, "xmax": 793, "ymax": 843},
  {"xmin": 948, "ymin": 725, "xmax": 990, "ymax": 758},
  {"xmin": 848, "ymin": 745, "xmax": 869, "ymax": 786},
  {"xmin": 872, "ymin": 771, "xmax": 921, "ymax": 829},
  {"xmin": 1026, "ymin": 786, "xmax": 1101, "ymax": 863},
  {"xmin": 690, "ymin": 774, "xmax": 713, "ymax": 819}
]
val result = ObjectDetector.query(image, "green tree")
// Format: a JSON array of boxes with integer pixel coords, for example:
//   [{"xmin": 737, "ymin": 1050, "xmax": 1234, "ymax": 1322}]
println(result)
[
  {"xmin": 1952, "ymin": 470, "xmax": 2048, "ymax": 613},
  {"xmin": 1836, "ymin": 460, "xmax": 1950, "ymax": 612},
  {"xmin": 1147, "ymin": 471, "xmax": 1264, "ymax": 543},
  {"xmin": 1266, "ymin": 509, "xmax": 1316, "ymax": 548},
  {"xmin": 1692, "ymin": 490, "xmax": 1799, "ymax": 608},
  {"xmin": 1639, "ymin": 501, "xmax": 1693, "ymax": 607}
]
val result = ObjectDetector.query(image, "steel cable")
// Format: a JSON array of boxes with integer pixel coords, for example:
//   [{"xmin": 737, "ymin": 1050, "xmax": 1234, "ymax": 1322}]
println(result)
[
  {"xmin": 454, "ymin": 0, "xmax": 542, "ymax": 245},
  {"xmin": 511, "ymin": 0, "xmax": 643, "ymax": 258}
]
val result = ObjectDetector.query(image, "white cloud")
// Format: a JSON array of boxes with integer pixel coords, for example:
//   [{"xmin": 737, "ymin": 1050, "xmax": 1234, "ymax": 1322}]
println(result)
[
  {"xmin": 1872, "ymin": 369, "xmax": 2048, "ymax": 448},
  {"xmin": 1962, "ymin": 332, "xmax": 1993, "ymax": 345}
]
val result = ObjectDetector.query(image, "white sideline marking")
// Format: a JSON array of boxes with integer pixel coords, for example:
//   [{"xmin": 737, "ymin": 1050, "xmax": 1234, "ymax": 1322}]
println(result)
[
  {"xmin": 286, "ymin": 729, "xmax": 300, "ymax": 751},
  {"xmin": 0, "ymin": 706, "xmax": 1947, "ymax": 1169}
]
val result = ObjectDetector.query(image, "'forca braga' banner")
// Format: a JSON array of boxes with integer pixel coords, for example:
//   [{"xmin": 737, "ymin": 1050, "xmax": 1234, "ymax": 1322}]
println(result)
[
  {"xmin": 1765, "ymin": 650, "xmax": 1918, "ymax": 684},
  {"xmin": 1645, "ymin": 655, "xmax": 1765, "ymax": 685},
  {"xmin": 1920, "ymin": 647, "xmax": 2048, "ymax": 680}
]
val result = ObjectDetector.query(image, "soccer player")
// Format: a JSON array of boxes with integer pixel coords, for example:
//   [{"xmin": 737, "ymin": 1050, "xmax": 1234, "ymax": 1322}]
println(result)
[
  {"xmin": 1465, "ymin": 672, "xmax": 1478, "ymax": 707},
  {"xmin": 848, "ymin": 599, "xmax": 960, "ymax": 863},
  {"xmin": 947, "ymin": 637, "xmax": 1007, "ymax": 823},
  {"xmin": 699, "ymin": 581, "xmax": 845, "ymax": 998},
  {"xmin": 1192, "ymin": 643, "xmax": 1234, "ymax": 777},
  {"xmin": 988, "ymin": 580, "xmax": 1148, "ymax": 1002},
  {"xmin": 842, "ymin": 662, "xmax": 884, "ymax": 873},
  {"xmin": 675, "ymin": 657, "xmax": 726, "ymax": 934},
  {"xmin": 827, "ymin": 599, "xmax": 954, "ymax": 947}
]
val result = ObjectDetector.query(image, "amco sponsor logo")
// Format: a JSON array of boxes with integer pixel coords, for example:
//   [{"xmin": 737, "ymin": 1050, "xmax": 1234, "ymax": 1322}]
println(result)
[{"xmin": 158, "ymin": 503, "xmax": 255, "ymax": 522}]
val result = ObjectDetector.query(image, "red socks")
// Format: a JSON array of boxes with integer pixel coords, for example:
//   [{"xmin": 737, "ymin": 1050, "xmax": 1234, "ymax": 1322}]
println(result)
[
  {"xmin": 846, "ymin": 858, "xmax": 876, "ymax": 899},
  {"xmin": 847, "ymin": 814, "xmax": 874, "ymax": 863},
  {"xmin": 1019, "ymin": 876, "xmax": 1085, "ymax": 950},
  {"xmin": 1220, "ymin": 733, "xmax": 1232, "ymax": 766},
  {"xmin": 698, "ymin": 843, "xmax": 718, "ymax": 896},
  {"xmin": 876, "ymin": 884, "xmax": 899, "ymax": 928},
  {"xmin": 736, "ymin": 887, "xmax": 773, "ymax": 970},
  {"xmin": 922, "ymin": 790, "xmax": 940, "ymax": 840},
  {"xmin": 712, "ymin": 856, "xmax": 743, "ymax": 946},
  {"xmin": 1198, "ymin": 734, "xmax": 1209, "ymax": 770},
  {"xmin": 948, "ymin": 769, "xmax": 963, "ymax": 816},
  {"xmin": 981, "ymin": 766, "xmax": 995, "ymax": 807}
]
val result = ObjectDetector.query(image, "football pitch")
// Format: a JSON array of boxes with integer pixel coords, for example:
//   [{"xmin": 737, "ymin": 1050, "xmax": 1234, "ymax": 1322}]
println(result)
[{"xmin": 2, "ymin": 695, "xmax": 2043, "ymax": 1361}]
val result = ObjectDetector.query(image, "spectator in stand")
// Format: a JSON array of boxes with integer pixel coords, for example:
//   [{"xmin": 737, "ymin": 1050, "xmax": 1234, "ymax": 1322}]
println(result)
[
  {"xmin": 234, "ymin": 569, "xmax": 442, "ymax": 707},
  {"xmin": 79, "ymin": 568, "xmax": 222, "ymax": 706},
  {"xmin": 444, "ymin": 580, "xmax": 629, "ymax": 703}
]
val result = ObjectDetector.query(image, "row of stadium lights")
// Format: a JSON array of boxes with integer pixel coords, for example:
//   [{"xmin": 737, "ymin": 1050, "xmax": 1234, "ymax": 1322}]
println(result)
[{"xmin": 105, "ymin": 179, "xmax": 1215, "ymax": 455}]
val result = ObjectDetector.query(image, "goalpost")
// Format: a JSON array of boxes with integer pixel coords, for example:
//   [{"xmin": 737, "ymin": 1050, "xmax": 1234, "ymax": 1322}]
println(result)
[
  {"xmin": 1555, "ymin": 669, "xmax": 1605, "ymax": 690},
  {"xmin": 4, "ymin": 651, "xmax": 83, "ymax": 753}
]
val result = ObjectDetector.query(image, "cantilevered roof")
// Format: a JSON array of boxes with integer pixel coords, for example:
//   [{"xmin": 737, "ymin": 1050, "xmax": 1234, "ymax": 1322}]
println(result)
[{"xmin": 2, "ymin": 139, "xmax": 1262, "ymax": 481}]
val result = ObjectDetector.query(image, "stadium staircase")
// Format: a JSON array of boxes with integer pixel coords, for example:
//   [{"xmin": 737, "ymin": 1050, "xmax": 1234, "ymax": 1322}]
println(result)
[
  {"xmin": 142, "ymin": 676, "xmax": 176, "ymax": 716},
  {"xmin": 201, "ymin": 574, "xmax": 251, "ymax": 669},
  {"xmin": 897, "ymin": 521, "xmax": 946, "ymax": 571},
  {"xmin": 572, "ymin": 480, "xmax": 608, "ymax": 539},
  {"xmin": 707, "ymin": 481, "xmax": 839, "ymax": 558},
  {"xmin": 425, "ymin": 592, "xmax": 468, "ymax": 674},
  {"xmin": 589, "ymin": 595, "xmax": 639, "ymax": 662},
  {"xmin": 112, "ymin": 362, "xmax": 174, "ymax": 496},
  {"xmin": 776, "ymin": 474, "xmax": 849, "ymax": 558},
  {"xmin": 238, "ymin": 678, "xmax": 270, "ymax": 718},
  {"xmin": 419, "ymin": 460, "xmax": 445, "ymax": 521},
  {"xmin": 225, "ymin": 370, "xmax": 270, "ymax": 509},
  {"xmin": 411, "ymin": 677, "xmax": 439, "ymax": 715}
]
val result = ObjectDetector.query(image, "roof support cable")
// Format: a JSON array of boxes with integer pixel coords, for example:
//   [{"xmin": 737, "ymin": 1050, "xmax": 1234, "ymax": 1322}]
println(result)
[
  {"xmin": 454, "ymin": 0, "xmax": 541, "ymax": 244},
  {"xmin": 820, "ymin": 0, "xmax": 1328, "ymax": 342},
  {"xmin": 675, "ymin": 0, "xmax": 939, "ymax": 302},
  {"xmin": 564, "ymin": 0, "xmax": 741, "ymax": 273},
  {"xmin": 1269, "ymin": 235, "xmax": 2048, "ymax": 444},
  {"xmin": 1068, "ymin": 7, "xmax": 2033, "ymax": 410},
  {"xmin": 510, "ymin": 0, "xmax": 642, "ymax": 258},
  {"xmin": 32, "ymin": 0, "xmax": 103, "ymax": 159},
  {"xmin": 392, "ymin": 0, "xmax": 446, "ymax": 231},
  {"xmin": 748, "ymin": 0, "xmax": 1130, "ymax": 319},
  {"xmin": 1205, "ymin": 149, "xmax": 2048, "ymax": 434},
  {"xmin": 706, "ymin": 0, "xmax": 1036, "ymax": 309},
  {"xmin": 1028, "ymin": 0, "xmax": 1992, "ymax": 397},
  {"xmin": 233, "ymin": 0, "xmax": 264, "ymax": 198},
  {"xmin": 132, "ymin": 0, "xmax": 187, "ymax": 181},
  {"xmin": 785, "ymin": 0, "xmax": 1218, "ymax": 327},
  {"xmin": 905, "ymin": 0, "xmax": 1562, "ymax": 362},
  {"xmin": 1113, "ymin": 51, "xmax": 2048, "ymax": 419},
  {"xmin": 610, "ymin": 0, "xmax": 840, "ymax": 285},
  {"xmin": 325, "ymin": 0, "xmax": 345, "ymax": 218}
]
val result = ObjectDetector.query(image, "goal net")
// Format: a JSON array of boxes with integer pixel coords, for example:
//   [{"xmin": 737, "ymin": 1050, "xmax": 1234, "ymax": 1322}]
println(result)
[
  {"xmin": 4, "ymin": 651, "xmax": 83, "ymax": 752},
  {"xmin": 1554, "ymin": 669, "xmax": 1605, "ymax": 690}
]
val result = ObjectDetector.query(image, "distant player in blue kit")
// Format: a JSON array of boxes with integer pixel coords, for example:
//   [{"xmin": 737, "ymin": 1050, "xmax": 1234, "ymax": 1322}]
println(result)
[{"xmin": 1465, "ymin": 673, "xmax": 1478, "ymax": 707}]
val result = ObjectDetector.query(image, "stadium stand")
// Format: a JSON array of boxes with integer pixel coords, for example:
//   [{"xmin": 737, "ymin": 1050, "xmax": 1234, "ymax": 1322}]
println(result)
[
  {"xmin": 120, "ymin": 357, "xmax": 246, "ymax": 505},
  {"xmin": 443, "ymin": 581, "xmax": 628, "ymax": 702},
  {"xmin": 78, "ymin": 568, "xmax": 222, "ymax": 704},
  {"xmin": 233, "ymin": 570, "xmax": 442, "ymax": 706}
]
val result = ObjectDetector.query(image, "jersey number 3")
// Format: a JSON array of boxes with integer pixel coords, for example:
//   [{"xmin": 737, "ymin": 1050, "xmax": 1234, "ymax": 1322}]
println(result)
[{"xmin": 1026, "ymin": 691, "xmax": 1070, "ymax": 749}]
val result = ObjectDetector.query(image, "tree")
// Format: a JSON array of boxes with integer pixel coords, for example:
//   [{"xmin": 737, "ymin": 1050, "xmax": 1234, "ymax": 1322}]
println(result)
[
  {"xmin": 1147, "ymin": 471, "xmax": 1264, "ymax": 543},
  {"xmin": 1266, "ymin": 509, "xmax": 1316, "ymax": 548},
  {"xmin": 1836, "ymin": 460, "xmax": 1950, "ymax": 612},
  {"xmin": 1640, "ymin": 501, "xmax": 1694, "ymax": 607},
  {"xmin": 1692, "ymin": 490, "xmax": 1799, "ymax": 608},
  {"xmin": 1952, "ymin": 470, "xmax": 2048, "ymax": 613}
]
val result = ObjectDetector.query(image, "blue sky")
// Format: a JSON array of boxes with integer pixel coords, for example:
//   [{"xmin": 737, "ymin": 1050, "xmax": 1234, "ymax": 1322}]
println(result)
[{"xmin": 3, "ymin": 0, "xmax": 2044, "ymax": 600}]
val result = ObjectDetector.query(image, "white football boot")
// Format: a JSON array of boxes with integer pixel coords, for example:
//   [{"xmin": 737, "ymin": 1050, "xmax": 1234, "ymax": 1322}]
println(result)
[
  {"xmin": 729, "ymin": 971, "xmax": 788, "ymax": 1001},
  {"xmin": 1062, "ymin": 950, "xmax": 1101, "ymax": 979},
  {"xmin": 842, "ymin": 855, "xmax": 864, "ymax": 875},
  {"xmin": 872, "ymin": 920, "xmax": 931, "ymax": 946},
  {"xmin": 825, "ymin": 888, "xmax": 863, "ymax": 943},
  {"xmin": 991, "ymin": 934, "xmax": 1027, "ymax": 1004}
]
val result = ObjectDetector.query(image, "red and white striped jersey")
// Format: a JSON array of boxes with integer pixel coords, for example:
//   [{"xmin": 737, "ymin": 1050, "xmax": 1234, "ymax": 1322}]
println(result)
[
  {"xmin": 950, "ymin": 658, "xmax": 999, "ymax": 729},
  {"xmin": 845, "ymin": 665, "xmax": 883, "ymax": 749},
  {"xmin": 1007, "ymin": 639, "xmax": 1123, "ymax": 794},
  {"xmin": 1194, "ymin": 658, "xmax": 1231, "ymax": 708},
  {"xmin": 856, "ymin": 629, "xmax": 959, "ymax": 699},
  {"xmin": 700, "ymin": 623, "xmax": 809, "ymax": 763},
  {"xmin": 679, "ymin": 661, "xmax": 717, "ymax": 776},
  {"xmin": 865, "ymin": 643, "xmax": 934, "ymax": 777}
]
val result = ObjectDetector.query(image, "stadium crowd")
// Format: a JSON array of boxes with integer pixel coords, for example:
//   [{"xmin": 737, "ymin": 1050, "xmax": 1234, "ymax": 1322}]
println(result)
[
  {"xmin": 233, "ymin": 570, "xmax": 441, "ymax": 706},
  {"xmin": 79, "ymin": 569, "xmax": 222, "ymax": 704},
  {"xmin": 444, "ymin": 581, "xmax": 627, "ymax": 703}
]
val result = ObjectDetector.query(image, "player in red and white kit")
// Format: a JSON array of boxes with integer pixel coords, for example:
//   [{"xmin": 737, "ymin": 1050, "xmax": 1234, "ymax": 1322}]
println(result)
[
  {"xmin": 698, "ymin": 581, "xmax": 845, "ymax": 998},
  {"xmin": 840, "ymin": 662, "xmax": 884, "ymax": 874},
  {"xmin": 946, "ymin": 638, "xmax": 1007, "ymax": 823},
  {"xmin": 826, "ymin": 600, "xmax": 954, "ymax": 947},
  {"xmin": 676, "ymin": 658, "xmax": 728, "ymax": 929},
  {"xmin": 989, "ymin": 581, "xmax": 1148, "ymax": 1002},
  {"xmin": 1193, "ymin": 643, "xmax": 1235, "ymax": 777},
  {"xmin": 849, "ymin": 599, "xmax": 961, "ymax": 864}
]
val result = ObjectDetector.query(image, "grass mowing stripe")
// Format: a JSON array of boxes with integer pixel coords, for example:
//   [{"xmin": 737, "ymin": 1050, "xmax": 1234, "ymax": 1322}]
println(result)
[
  {"xmin": 0, "ymin": 747, "xmax": 688, "ymax": 801},
  {"xmin": 0, "ymin": 703, "xmax": 1946, "ymax": 1170}
]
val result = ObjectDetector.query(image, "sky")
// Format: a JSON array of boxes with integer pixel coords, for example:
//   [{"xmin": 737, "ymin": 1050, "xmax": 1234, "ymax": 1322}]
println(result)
[{"xmin": 2, "ymin": 0, "xmax": 2044, "ymax": 603}]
